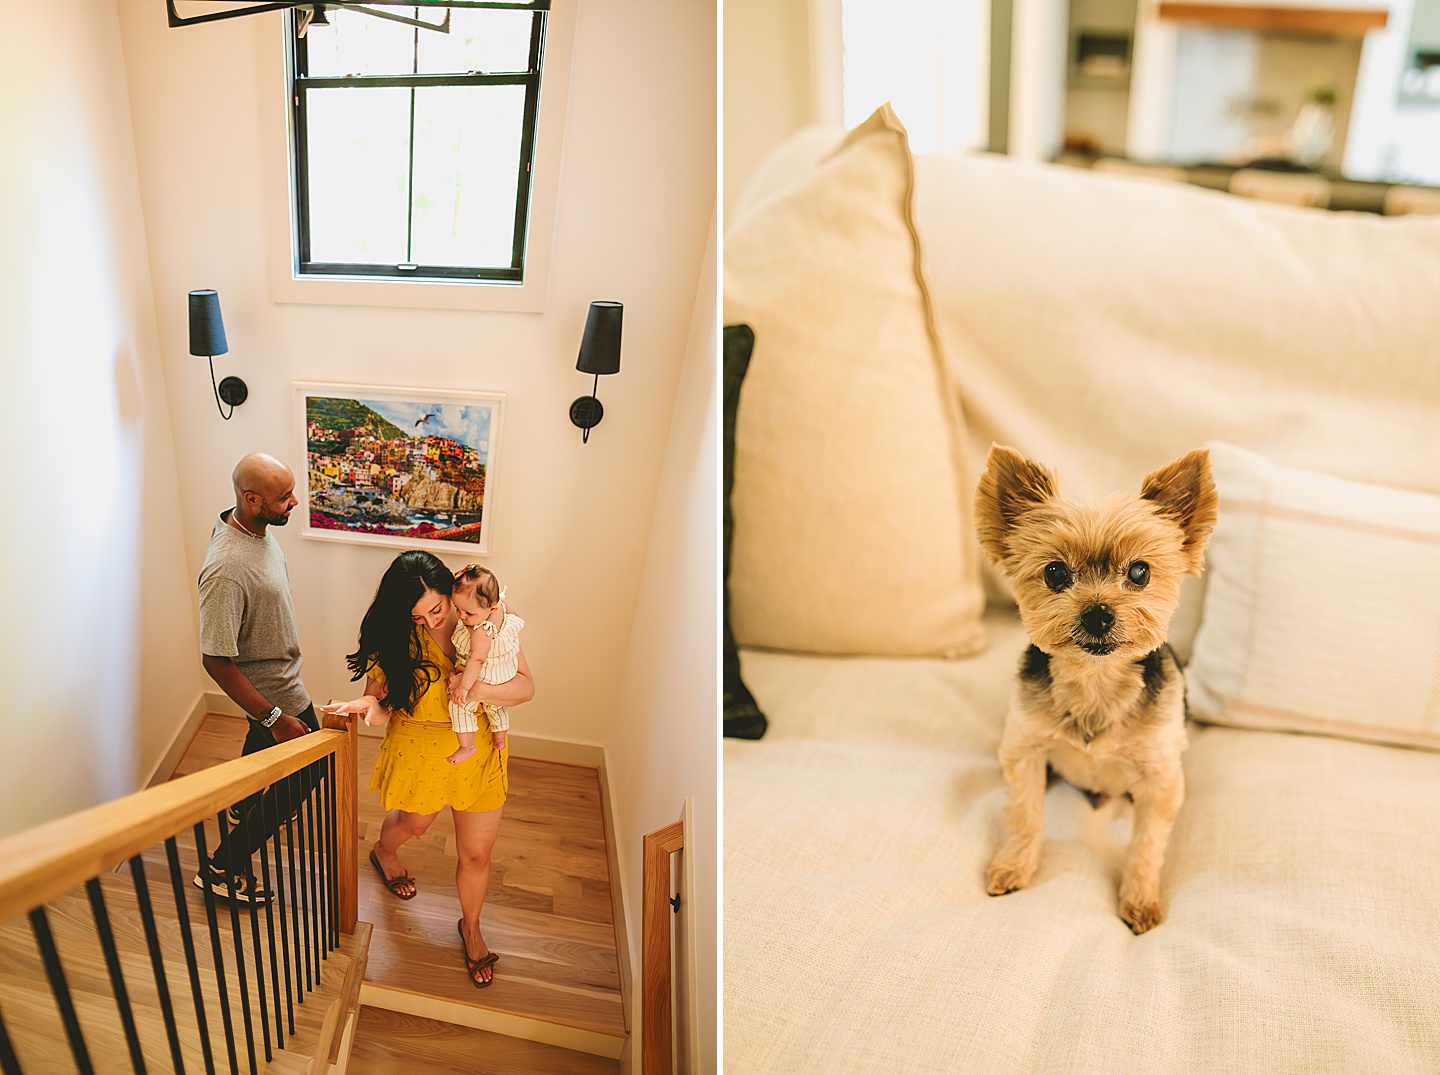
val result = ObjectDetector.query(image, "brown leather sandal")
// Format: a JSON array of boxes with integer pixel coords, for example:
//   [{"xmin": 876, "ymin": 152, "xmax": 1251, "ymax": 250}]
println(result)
[
  {"xmin": 369, "ymin": 849, "xmax": 416, "ymax": 900},
  {"xmin": 457, "ymin": 919, "xmax": 499, "ymax": 988}
]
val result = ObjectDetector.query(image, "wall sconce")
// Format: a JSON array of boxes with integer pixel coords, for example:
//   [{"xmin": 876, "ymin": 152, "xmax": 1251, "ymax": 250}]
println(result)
[
  {"xmin": 189, "ymin": 289, "xmax": 247, "ymax": 421},
  {"xmin": 570, "ymin": 301, "xmax": 623, "ymax": 444}
]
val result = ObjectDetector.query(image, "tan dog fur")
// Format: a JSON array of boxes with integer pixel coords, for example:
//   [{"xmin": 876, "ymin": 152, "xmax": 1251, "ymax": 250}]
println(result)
[{"xmin": 974, "ymin": 445, "xmax": 1217, "ymax": 934}]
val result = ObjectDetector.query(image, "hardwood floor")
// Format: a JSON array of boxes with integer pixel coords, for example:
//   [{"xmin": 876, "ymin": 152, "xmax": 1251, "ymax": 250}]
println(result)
[
  {"xmin": 170, "ymin": 715, "xmax": 627, "ymax": 1058},
  {"xmin": 347, "ymin": 1005, "xmax": 619, "ymax": 1075}
]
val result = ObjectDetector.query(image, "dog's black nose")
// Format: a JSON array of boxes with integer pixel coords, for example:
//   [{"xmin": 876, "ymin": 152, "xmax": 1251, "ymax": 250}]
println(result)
[{"xmin": 1080, "ymin": 604, "xmax": 1115, "ymax": 636}]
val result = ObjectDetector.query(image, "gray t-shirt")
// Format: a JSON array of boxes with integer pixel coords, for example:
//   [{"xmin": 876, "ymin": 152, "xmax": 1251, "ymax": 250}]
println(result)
[{"xmin": 198, "ymin": 511, "xmax": 311, "ymax": 717}]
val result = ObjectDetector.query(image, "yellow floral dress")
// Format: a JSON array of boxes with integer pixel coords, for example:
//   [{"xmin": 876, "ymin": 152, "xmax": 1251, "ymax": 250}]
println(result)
[{"xmin": 366, "ymin": 626, "xmax": 509, "ymax": 814}]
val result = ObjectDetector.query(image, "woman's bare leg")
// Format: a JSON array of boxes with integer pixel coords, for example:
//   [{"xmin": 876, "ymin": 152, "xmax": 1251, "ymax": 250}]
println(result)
[
  {"xmin": 452, "ymin": 805, "xmax": 504, "ymax": 982},
  {"xmin": 372, "ymin": 808, "xmax": 435, "ymax": 899}
]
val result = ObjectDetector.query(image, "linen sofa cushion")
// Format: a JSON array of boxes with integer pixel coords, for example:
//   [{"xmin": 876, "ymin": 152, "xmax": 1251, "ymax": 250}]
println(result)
[
  {"xmin": 725, "ymin": 612, "xmax": 1440, "ymax": 1071},
  {"xmin": 724, "ymin": 104, "xmax": 987, "ymax": 658},
  {"xmin": 1185, "ymin": 441, "xmax": 1440, "ymax": 751}
]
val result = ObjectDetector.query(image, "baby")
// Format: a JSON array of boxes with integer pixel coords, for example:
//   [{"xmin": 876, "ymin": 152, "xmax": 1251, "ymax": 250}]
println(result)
[{"xmin": 446, "ymin": 564, "xmax": 524, "ymax": 766}]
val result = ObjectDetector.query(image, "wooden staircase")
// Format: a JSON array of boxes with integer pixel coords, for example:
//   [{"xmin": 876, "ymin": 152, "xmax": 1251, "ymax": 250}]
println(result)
[
  {"xmin": 0, "ymin": 711, "xmax": 636, "ymax": 1074},
  {"xmin": 164, "ymin": 715, "xmax": 630, "ymax": 1074},
  {"xmin": 0, "ymin": 841, "xmax": 370, "ymax": 1074},
  {"xmin": 0, "ymin": 723, "xmax": 366, "ymax": 1074}
]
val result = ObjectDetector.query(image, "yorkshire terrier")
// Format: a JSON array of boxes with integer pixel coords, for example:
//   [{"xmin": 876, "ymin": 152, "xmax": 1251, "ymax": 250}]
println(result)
[{"xmin": 973, "ymin": 444, "xmax": 1217, "ymax": 934}]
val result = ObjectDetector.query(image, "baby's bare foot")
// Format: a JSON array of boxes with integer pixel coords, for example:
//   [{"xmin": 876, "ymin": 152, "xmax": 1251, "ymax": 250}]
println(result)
[{"xmin": 447, "ymin": 745, "xmax": 478, "ymax": 766}]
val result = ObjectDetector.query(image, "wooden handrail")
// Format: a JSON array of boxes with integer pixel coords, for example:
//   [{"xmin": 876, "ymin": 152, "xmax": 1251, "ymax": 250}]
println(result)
[
  {"xmin": 0, "ymin": 727, "xmax": 351, "ymax": 924},
  {"xmin": 642, "ymin": 817, "xmax": 684, "ymax": 1075}
]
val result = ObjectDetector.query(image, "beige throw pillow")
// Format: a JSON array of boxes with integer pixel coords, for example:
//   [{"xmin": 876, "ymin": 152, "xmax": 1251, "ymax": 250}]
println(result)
[
  {"xmin": 1185, "ymin": 442, "xmax": 1440, "ymax": 751},
  {"xmin": 725, "ymin": 105, "xmax": 987, "ymax": 658}
]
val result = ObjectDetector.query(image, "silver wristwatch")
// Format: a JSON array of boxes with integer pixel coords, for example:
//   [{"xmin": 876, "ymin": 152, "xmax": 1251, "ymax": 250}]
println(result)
[{"xmin": 258, "ymin": 705, "xmax": 282, "ymax": 728}]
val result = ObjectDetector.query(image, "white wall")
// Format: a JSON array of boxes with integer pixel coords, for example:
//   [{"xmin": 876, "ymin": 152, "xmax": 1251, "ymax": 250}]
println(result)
[
  {"xmin": 1011, "ymin": 0, "xmax": 1071, "ymax": 160},
  {"xmin": 115, "ymin": 0, "xmax": 716, "ymax": 750},
  {"xmin": 724, "ymin": 0, "xmax": 818, "ymax": 224},
  {"xmin": 1346, "ymin": 0, "xmax": 1440, "ymax": 181},
  {"xmin": 725, "ymin": 0, "xmax": 989, "ymax": 207},
  {"xmin": 0, "ymin": 0, "xmax": 203, "ymax": 836},
  {"xmin": 608, "ymin": 212, "xmax": 718, "ymax": 1075}
]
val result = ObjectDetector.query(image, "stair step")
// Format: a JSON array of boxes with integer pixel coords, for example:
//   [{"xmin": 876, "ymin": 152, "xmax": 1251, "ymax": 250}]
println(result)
[
  {"xmin": 353, "ymin": 748, "xmax": 628, "ymax": 1056},
  {"xmin": 347, "ymin": 1005, "xmax": 620, "ymax": 1075},
  {"xmin": 0, "ymin": 857, "xmax": 370, "ymax": 1074}
]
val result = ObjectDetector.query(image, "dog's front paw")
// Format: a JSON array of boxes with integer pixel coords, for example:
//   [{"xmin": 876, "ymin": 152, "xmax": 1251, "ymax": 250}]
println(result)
[
  {"xmin": 985, "ymin": 857, "xmax": 1035, "ymax": 896},
  {"xmin": 1119, "ymin": 898, "xmax": 1162, "ymax": 934}
]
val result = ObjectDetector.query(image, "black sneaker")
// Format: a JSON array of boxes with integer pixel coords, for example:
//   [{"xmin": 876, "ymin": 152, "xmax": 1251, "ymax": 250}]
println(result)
[{"xmin": 193, "ymin": 865, "xmax": 274, "ymax": 905}]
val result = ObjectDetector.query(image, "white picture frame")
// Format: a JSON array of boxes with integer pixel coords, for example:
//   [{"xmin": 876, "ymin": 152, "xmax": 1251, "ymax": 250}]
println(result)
[{"xmin": 295, "ymin": 380, "xmax": 505, "ymax": 556}]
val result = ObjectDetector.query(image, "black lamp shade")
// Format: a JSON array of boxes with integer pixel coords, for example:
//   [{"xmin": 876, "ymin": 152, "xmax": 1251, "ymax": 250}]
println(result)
[
  {"xmin": 576, "ymin": 301, "xmax": 622, "ymax": 375},
  {"xmin": 188, "ymin": 289, "xmax": 228, "ymax": 357}
]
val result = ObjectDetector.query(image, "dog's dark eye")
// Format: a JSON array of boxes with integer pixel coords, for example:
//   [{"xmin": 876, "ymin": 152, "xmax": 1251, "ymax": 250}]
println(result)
[
  {"xmin": 1128, "ymin": 561, "xmax": 1150, "ymax": 587},
  {"xmin": 1044, "ymin": 561, "xmax": 1072, "ymax": 591}
]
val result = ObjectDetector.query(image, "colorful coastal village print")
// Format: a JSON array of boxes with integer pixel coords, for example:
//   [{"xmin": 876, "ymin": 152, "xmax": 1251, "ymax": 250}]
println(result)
[{"xmin": 305, "ymin": 394, "xmax": 492, "ymax": 545}]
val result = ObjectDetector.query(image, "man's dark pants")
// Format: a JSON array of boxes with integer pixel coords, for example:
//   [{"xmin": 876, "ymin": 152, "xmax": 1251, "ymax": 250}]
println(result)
[{"xmin": 210, "ymin": 704, "xmax": 320, "ymax": 876}]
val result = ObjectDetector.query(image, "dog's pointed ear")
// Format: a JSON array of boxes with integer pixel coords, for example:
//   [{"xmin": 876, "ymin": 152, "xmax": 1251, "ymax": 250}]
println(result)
[
  {"xmin": 974, "ymin": 444, "xmax": 1058, "ymax": 566},
  {"xmin": 1140, "ymin": 448, "xmax": 1218, "ymax": 572}
]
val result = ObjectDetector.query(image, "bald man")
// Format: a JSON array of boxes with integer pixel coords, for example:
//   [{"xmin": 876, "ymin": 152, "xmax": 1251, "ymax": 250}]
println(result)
[{"xmin": 195, "ymin": 452, "xmax": 317, "ymax": 903}]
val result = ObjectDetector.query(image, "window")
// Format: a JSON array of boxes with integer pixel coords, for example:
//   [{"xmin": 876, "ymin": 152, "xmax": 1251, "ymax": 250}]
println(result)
[
  {"xmin": 840, "ymin": 0, "xmax": 988, "ymax": 155},
  {"xmin": 288, "ymin": 2, "xmax": 549, "ymax": 283}
]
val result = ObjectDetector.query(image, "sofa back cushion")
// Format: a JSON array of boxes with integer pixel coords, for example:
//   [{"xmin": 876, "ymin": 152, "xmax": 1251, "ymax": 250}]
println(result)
[
  {"xmin": 915, "ymin": 155, "xmax": 1440, "ymax": 500},
  {"xmin": 724, "ymin": 105, "xmax": 987, "ymax": 658}
]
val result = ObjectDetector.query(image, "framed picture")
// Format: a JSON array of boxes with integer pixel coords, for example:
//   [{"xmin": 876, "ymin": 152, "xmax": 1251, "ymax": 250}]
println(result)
[{"xmin": 295, "ymin": 381, "xmax": 505, "ymax": 555}]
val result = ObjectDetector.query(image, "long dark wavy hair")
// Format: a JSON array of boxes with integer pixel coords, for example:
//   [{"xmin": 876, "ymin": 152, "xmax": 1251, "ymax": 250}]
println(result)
[{"xmin": 346, "ymin": 550, "xmax": 456, "ymax": 713}]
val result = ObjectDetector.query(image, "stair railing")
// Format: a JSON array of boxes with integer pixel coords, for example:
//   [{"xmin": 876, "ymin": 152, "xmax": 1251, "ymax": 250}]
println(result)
[{"xmin": 0, "ymin": 713, "xmax": 358, "ymax": 1075}]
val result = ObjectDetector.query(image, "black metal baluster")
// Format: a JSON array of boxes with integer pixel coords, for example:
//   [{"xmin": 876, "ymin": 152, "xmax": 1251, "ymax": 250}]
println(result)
[
  {"xmin": 314, "ymin": 761, "xmax": 330, "ymax": 961},
  {"xmin": 194, "ymin": 822, "xmax": 241, "ymax": 1075},
  {"xmin": 28, "ymin": 906, "xmax": 94, "ymax": 1075},
  {"xmin": 165, "ymin": 836, "xmax": 217, "ymax": 1075},
  {"xmin": 130, "ymin": 855, "xmax": 187, "ymax": 1075},
  {"xmin": 236, "ymin": 804, "xmax": 272, "ymax": 1064},
  {"xmin": 215, "ymin": 812, "xmax": 258, "ymax": 1075},
  {"xmin": 255, "ymin": 792, "xmax": 285, "ymax": 1051},
  {"xmin": 269, "ymin": 792, "xmax": 296, "ymax": 1033},
  {"xmin": 85, "ymin": 878, "xmax": 147, "ymax": 1073},
  {"xmin": 327, "ymin": 751, "xmax": 339, "ymax": 949},
  {"xmin": 304, "ymin": 769, "xmax": 322, "ymax": 978},
  {"xmin": 294, "ymin": 789, "xmax": 314, "ymax": 994},
  {"xmin": 0, "ymin": 1002, "xmax": 21, "ymax": 1075},
  {"xmin": 283, "ymin": 817, "xmax": 309, "ymax": 1001}
]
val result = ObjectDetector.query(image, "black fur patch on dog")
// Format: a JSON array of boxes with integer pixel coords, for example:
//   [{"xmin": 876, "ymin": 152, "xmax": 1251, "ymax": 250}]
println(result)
[
  {"xmin": 1137, "ymin": 645, "xmax": 1174, "ymax": 707},
  {"xmin": 1019, "ymin": 645, "xmax": 1051, "ymax": 697}
]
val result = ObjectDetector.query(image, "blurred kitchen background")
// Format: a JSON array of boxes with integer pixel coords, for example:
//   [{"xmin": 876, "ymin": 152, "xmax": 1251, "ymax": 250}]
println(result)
[{"xmin": 725, "ymin": 0, "xmax": 1440, "ymax": 216}]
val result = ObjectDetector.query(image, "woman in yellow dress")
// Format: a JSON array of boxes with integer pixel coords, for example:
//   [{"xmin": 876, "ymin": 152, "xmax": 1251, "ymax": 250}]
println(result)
[{"xmin": 320, "ymin": 550, "xmax": 534, "ymax": 987}]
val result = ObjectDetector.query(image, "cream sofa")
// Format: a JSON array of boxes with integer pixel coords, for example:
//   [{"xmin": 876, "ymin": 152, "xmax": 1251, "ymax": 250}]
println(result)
[{"xmin": 723, "ymin": 107, "xmax": 1440, "ymax": 1072}]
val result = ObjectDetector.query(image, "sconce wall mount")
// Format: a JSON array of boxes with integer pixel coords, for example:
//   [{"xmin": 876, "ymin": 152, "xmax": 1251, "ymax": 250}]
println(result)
[
  {"xmin": 189, "ymin": 289, "xmax": 247, "ymax": 420},
  {"xmin": 571, "ymin": 301, "xmax": 622, "ymax": 444}
]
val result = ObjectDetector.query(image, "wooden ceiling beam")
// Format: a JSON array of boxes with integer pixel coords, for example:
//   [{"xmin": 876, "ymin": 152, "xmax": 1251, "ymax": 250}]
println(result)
[{"xmin": 1156, "ymin": 3, "xmax": 1387, "ymax": 35}]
